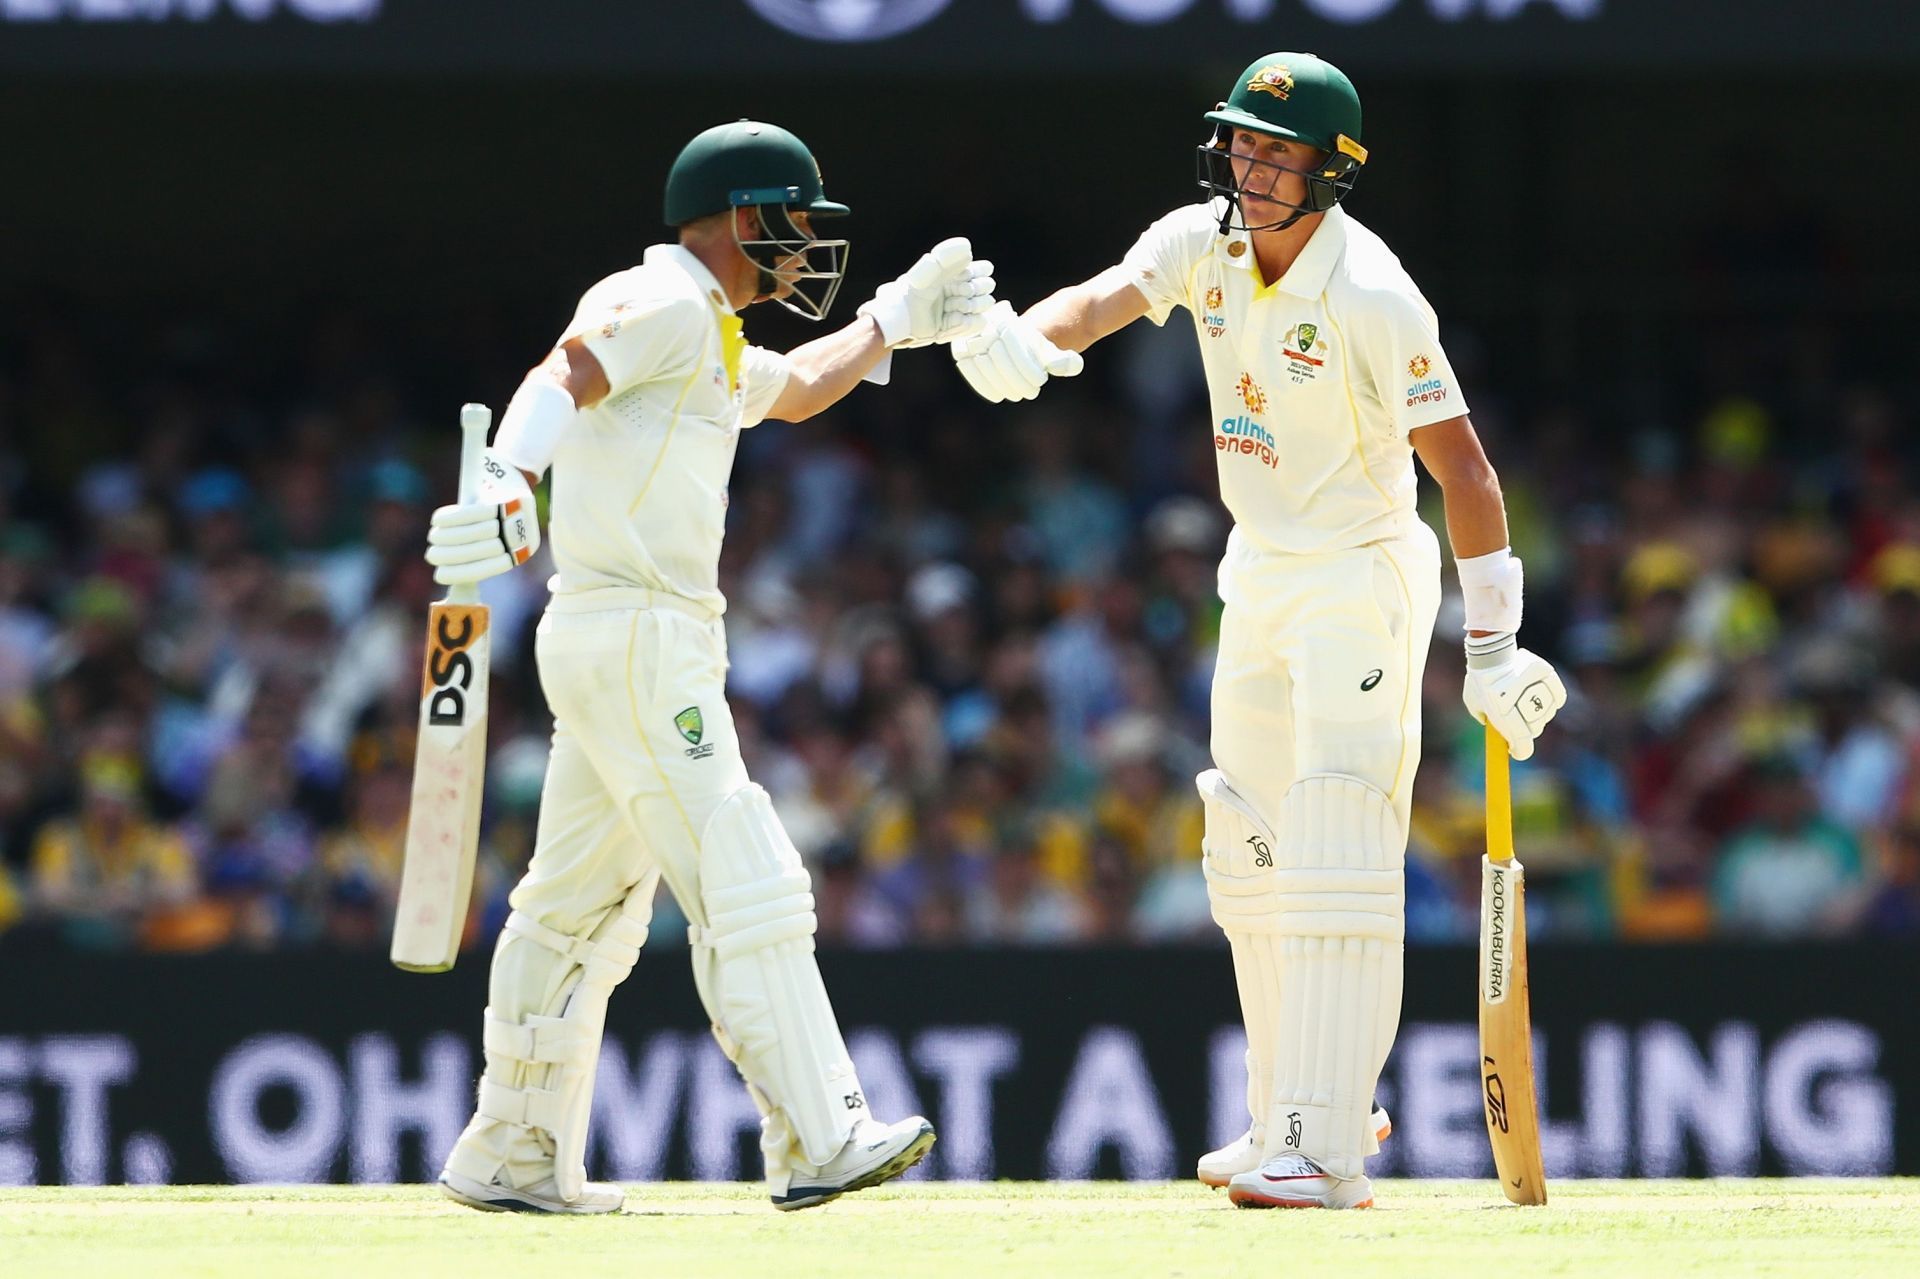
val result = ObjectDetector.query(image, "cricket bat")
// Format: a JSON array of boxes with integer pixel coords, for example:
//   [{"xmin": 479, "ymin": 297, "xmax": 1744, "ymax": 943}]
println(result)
[
  {"xmin": 1479, "ymin": 725, "xmax": 1548, "ymax": 1205},
  {"xmin": 391, "ymin": 403, "xmax": 494, "ymax": 973}
]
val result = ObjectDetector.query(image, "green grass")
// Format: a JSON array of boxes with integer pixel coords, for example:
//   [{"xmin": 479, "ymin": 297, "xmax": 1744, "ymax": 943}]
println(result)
[{"xmin": 1, "ymin": 1181, "xmax": 1914, "ymax": 1279}]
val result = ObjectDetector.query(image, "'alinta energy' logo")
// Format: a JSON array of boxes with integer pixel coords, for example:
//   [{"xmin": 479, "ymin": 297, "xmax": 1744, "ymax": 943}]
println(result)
[
  {"xmin": 1237, "ymin": 373, "xmax": 1268, "ymax": 416},
  {"xmin": 1218, "ymin": 372, "xmax": 1279, "ymax": 472},
  {"xmin": 1202, "ymin": 284, "xmax": 1227, "ymax": 338},
  {"xmin": 1406, "ymin": 352, "xmax": 1449, "ymax": 408}
]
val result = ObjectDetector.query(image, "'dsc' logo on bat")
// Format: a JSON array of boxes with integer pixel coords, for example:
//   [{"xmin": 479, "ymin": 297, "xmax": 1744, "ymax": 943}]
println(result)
[{"xmin": 424, "ymin": 608, "xmax": 488, "ymax": 727}]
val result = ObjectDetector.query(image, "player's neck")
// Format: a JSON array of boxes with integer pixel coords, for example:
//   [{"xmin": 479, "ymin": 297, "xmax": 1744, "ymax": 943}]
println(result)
[
  {"xmin": 1249, "ymin": 211, "xmax": 1322, "ymax": 290},
  {"xmin": 681, "ymin": 235, "xmax": 758, "ymax": 310}
]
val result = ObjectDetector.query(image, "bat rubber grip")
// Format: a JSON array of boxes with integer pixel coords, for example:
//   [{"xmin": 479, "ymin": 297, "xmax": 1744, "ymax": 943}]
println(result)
[
  {"xmin": 1485, "ymin": 725, "xmax": 1514, "ymax": 864},
  {"xmin": 449, "ymin": 403, "xmax": 493, "ymax": 606},
  {"xmin": 458, "ymin": 403, "xmax": 491, "ymax": 505}
]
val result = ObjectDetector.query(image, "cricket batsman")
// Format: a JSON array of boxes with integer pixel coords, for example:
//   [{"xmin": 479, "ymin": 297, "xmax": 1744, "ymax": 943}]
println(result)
[
  {"xmin": 421, "ymin": 120, "xmax": 993, "ymax": 1213},
  {"xmin": 950, "ymin": 54, "xmax": 1566, "ymax": 1208}
]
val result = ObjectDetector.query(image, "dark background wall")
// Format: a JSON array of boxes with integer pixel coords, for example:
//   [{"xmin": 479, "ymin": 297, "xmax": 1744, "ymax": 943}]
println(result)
[{"xmin": 6, "ymin": 69, "xmax": 1912, "ymax": 416}]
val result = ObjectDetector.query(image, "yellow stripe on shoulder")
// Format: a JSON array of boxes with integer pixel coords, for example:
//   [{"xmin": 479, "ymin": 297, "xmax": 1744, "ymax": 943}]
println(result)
[{"xmin": 716, "ymin": 310, "xmax": 745, "ymax": 393}]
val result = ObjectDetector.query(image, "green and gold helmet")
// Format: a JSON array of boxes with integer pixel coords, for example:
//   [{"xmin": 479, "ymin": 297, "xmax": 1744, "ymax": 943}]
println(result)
[
  {"xmin": 1196, "ymin": 52, "xmax": 1368, "ymax": 232},
  {"xmin": 664, "ymin": 120, "xmax": 851, "ymax": 320}
]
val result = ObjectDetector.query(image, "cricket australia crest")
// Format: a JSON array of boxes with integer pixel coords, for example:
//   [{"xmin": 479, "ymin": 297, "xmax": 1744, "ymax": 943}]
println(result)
[
  {"xmin": 1246, "ymin": 65, "xmax": 1294, "ymax": 100},
  {"xmin": 675, "ymin": 706, "xmax": 716, "ymax": 759},
  {"xmin": 1281, "ymin": 322, "xmax": 1329, "ymax": 382}
]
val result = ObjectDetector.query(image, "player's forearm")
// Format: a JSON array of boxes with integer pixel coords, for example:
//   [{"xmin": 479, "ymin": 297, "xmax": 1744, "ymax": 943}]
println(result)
[
  {"xmin": 1411, "ymin": 417, "xmax": 1508, "ymax": 561},
  {"xmin": 1437, "ymin": 466, "xmax": 1508, "ymax": 561},
  {"xmin": 1024, "ymin": 267, "xmax": 1148, "ymax": 353},
  {"xmin": 1023, "ymin": 286, "xmax": 1101, "ymax": 351},
  {"xmin": 1442, "ymin": 473, "xmax": 1515, "ymax": 639},
  {"xmin": 770, "ymin": 316, "xmax": 890, "ymax": 421}
]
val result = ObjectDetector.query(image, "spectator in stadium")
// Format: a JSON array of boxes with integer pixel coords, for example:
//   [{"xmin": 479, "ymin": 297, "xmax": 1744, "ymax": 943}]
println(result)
[
  {"xmin": 1713, "ymin": 756, "xmax": 1872, "ymax": 937},
  {"xmin": 29, "ymin": 750, "xmax": 196, "ymax": 948}
]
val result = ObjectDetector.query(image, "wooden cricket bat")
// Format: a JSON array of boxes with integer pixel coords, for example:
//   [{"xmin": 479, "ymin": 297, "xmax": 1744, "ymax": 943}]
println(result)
[
  {"xmin": 1479, "ymin": 725, "xmax": 1548, "ymax": 1204},
  {"xmin": 391, "ymin": 403, "xmax": 494, "ymax": 973}
]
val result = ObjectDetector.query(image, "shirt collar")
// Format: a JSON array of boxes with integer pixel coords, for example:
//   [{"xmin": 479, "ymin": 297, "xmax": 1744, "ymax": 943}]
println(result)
[
  {"xmin": 1217, "ymin": 203, "xmax": 1348, "ymax": 300},
  {"xmin": 645, "ymin": 242, "xmax": 736, "ymax": 314}
]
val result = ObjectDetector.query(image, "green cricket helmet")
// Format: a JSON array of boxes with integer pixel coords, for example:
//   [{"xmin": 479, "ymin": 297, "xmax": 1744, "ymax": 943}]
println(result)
[
  {"xmin": 663, "ymin": 120, "xmax": 851, "ymax": 320},
  {"xmin": 1196, "ymin": 52, "xmax": 1368, "ymax": 233}
]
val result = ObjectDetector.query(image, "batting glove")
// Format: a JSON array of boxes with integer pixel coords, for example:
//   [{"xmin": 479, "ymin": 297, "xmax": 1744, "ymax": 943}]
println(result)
[
  {"xmin": 858, "ymin": 237, "xmax": 996, "ymax": 349},
  {"xmin": 424, "ymin": 448, "xmax": 539, "ymax": 586},
  {"xmin": 1462, "ymin": 634, "xmax": 1567, "ymax": 761},
  {"xmin": 951, "ymin": 301, "xmax": 1084, "ymax": 403}
]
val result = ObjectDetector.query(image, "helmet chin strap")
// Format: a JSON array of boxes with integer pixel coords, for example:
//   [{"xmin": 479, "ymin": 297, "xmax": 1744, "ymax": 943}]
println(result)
[{"xmin": 1216, "ymin": 189, "xmax": 1312, "ymax": 237}]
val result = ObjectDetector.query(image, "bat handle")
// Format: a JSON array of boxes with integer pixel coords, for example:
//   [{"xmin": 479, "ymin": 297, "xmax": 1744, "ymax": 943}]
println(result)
[
  {"xmin": 458, "ymin": 403, "xmax": 491, "ymax": 505},
  {"xmin": 1485, "ymin": 724, "xmax": 1515, "ymax": 865},
  {"xmin": 447, "ymin": 403, "xmax": 493, "ymax": 606}
]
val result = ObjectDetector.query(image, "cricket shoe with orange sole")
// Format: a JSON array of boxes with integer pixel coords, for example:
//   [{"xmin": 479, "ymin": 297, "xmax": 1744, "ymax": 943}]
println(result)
[
  {"xmin": 1196, "ymin": 1104, "xmax": 1390, "ymax": 1189},
  {"xmin": 1226, "ymin": 1152, "xmax": 1375, "ymax": 1210}
]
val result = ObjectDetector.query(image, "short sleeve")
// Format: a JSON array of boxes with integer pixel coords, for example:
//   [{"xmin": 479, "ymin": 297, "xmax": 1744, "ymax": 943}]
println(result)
[
  {"xmin": 564, "ymin": 273, "xmax": 705, "ymax": 396},
  {"xmin": 1350, "ymin": 287, "xmax": 1471, "ymax": 438},
  {"xmin": 739, "ymin": 345, "xmax": 792, "ymax": 428},
  {"xmin": 1118, "ymin": 205, "xmax": 1215, "ymax": 326}
]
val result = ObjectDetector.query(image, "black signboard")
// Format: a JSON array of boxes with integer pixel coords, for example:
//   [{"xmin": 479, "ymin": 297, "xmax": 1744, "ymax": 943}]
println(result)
[{"xmin": 2, "ymin": 943, "xmax": 1911, "ymax": 1185}]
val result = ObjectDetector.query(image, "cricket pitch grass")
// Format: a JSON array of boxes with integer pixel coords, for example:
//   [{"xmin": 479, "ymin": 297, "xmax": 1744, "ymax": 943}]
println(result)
[{"xmin": 3, "ymin": 1180, "xmax": 1914, "ymax": 1278}]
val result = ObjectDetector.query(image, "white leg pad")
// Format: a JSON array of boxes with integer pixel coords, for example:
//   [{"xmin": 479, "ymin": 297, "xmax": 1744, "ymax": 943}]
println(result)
[
  {"xmin": 449, "ymin": 893, "xmax": 649, "ymax": 1203},
  {"xmin": 1263, "ymin": 773, "xmax": 1404, "ymax": 1181},
  {"xmin": 690, "ymin": 784, "xmax": 863, "ymax": 1182},
  {"xmin": 1197, "ymin": 768, "xmax": 1284, "ymax": 1146}
]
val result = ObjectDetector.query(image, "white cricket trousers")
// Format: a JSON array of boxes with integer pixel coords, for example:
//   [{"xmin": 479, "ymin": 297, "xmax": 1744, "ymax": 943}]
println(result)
[
  {"xmin": 1210, "ymin": 521, "xmax": 1443, "ymax": 833},
  {"xmin": 513, "ymin": 594, "xmax": 750, "ymax": 935}
]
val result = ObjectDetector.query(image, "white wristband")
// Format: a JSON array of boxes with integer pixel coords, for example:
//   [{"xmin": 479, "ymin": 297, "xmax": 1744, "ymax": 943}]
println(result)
[
  {"xmin": 1456, "ymin": 546, "xmax": 1524, "ymax": 635},
  {"xmin": 857, "ymin": 284, "xmax": 912, "ymax": 348},
  {"xmin": 491, "ymin": 376, "xmax": 577, "ymax": 477}
]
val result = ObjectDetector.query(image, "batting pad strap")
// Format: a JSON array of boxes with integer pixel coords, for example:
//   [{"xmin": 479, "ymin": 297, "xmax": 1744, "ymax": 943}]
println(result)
[
  {"xmin": 1203, "ymin": 861, "xmax": 1283, "ymax": 933},
  {"xmin": 697, "ymin": 870, "xmax": 817, "ymax": 958},
  {"xmin": 483, "ymin": 1009, "xmax": 596, "ymax": 1067},
  {"xmin": 477, "ymin": 1077, "xmax": 566, "ymax": 1132},
  {"xmin": 1269, "ymin": 867, "xmax": 1404, "ymax": 941},
  {"xmin": 504, "ymin": 910, "xmax": 598, "ymax": 965},
  {"xmin": 504, "ymin": 908, "xmax": 648, "ymax": 983}
]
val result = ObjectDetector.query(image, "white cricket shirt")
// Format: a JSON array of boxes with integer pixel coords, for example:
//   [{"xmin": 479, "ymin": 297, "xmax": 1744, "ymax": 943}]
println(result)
[
  {"xmin": 545, "ymin": 244, "xmax": 790, "ymax": 615},
  {"xmin": 1122, "ymin": 201, "xmax": 1468, "ymax": 557}
]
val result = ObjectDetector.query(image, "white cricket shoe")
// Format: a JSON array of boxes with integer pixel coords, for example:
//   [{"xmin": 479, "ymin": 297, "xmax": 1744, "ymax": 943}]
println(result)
[
  {"xmin": 438, "ymin": 1166, "xmax": 625, "ymax": 1214},
  {"xmin": 1196, "ymin": 1104, "xmax": 1391, "ymax": 1188},
  {"xmin": 771, "ymin": 1116, "xmax": 937, "ymax": 1212},
  {"xmin": 1227, "ymin": 1152, "xmax": 1375, "ymax": 1210}
]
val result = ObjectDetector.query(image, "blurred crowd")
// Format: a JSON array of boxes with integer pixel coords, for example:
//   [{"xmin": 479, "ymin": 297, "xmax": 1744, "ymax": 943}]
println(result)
[{"xmin": 3, "ymin": 294, "xmax": 1918, "ymax": 955}]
